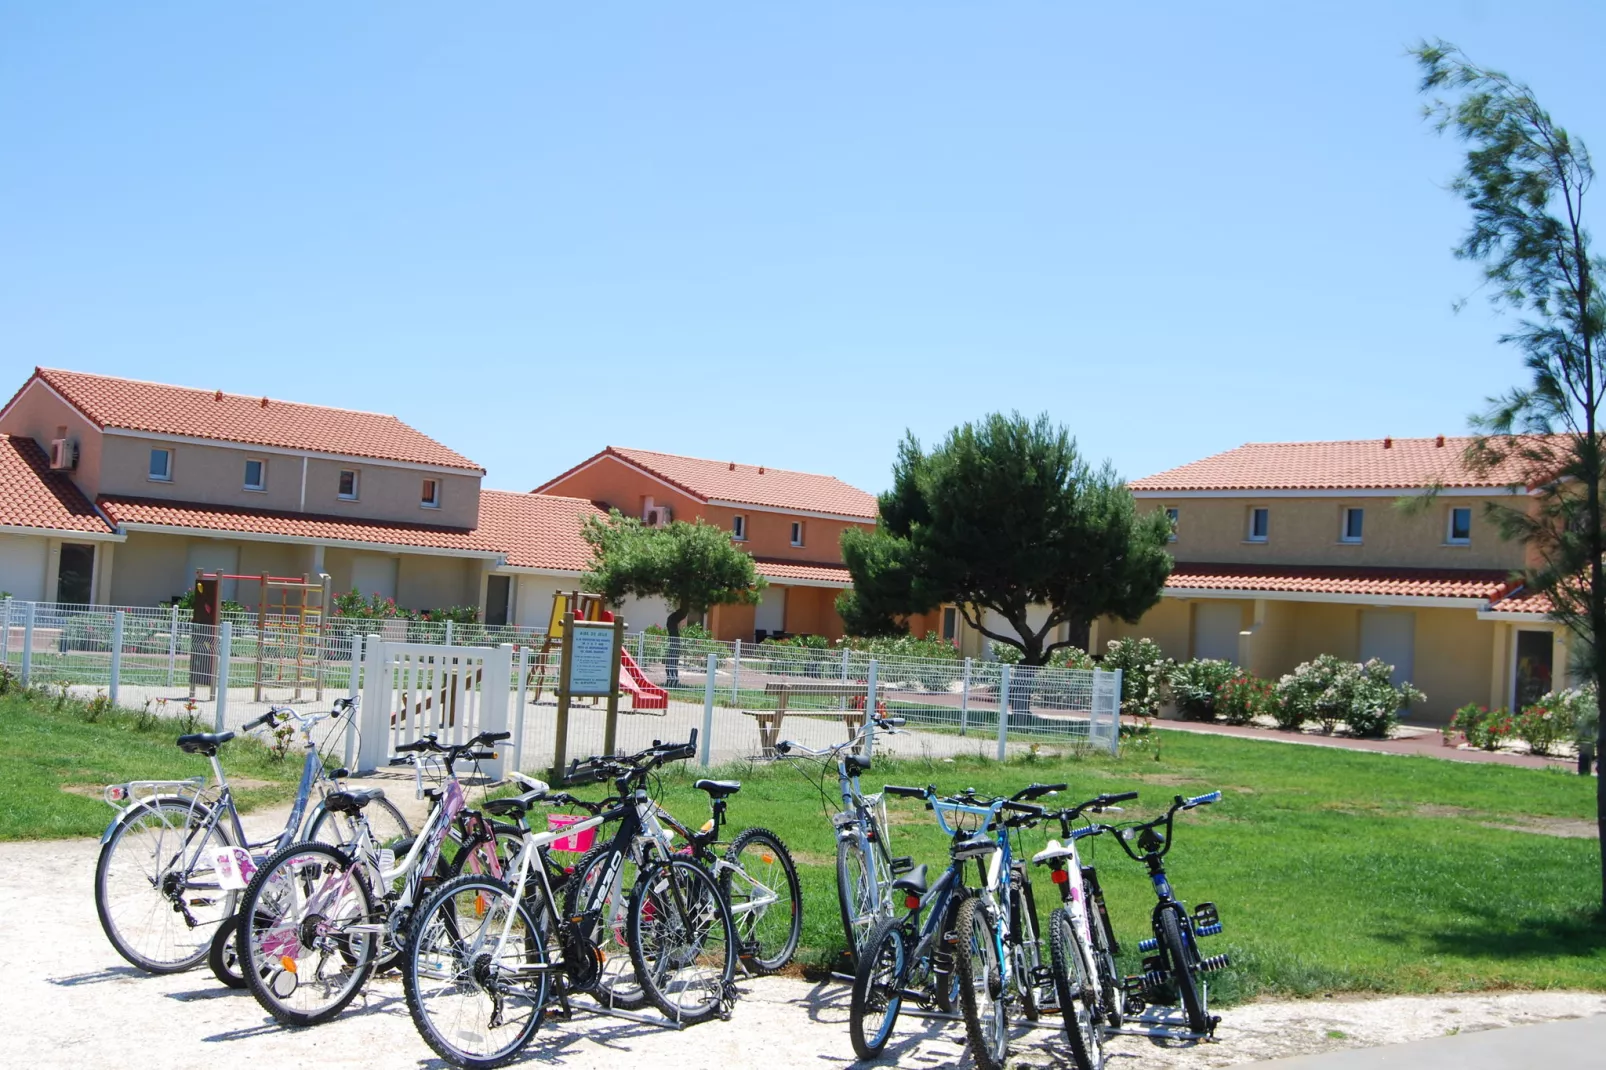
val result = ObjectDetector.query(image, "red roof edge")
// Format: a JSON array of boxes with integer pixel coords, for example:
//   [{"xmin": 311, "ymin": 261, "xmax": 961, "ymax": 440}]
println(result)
[{"xmin": 532, "ymin": 446, "xmax": 711, "ymax": 503}]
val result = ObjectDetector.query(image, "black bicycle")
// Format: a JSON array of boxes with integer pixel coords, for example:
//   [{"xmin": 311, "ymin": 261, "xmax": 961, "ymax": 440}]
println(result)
[{"xmin": 1086, "ymin": 790, "xmax": 1228, "ymax": 1037}]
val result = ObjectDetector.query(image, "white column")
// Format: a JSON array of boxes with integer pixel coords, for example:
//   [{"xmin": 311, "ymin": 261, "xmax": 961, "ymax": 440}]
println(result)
[
  {"xmin": 731, "ymin": 638, "xmax": 742, "ymax": 705},
  {"xmin": 996, "ymin": 663, "xmax": 1012, "ymax": 760},
  {"xmin": 445, "ymin": 620, "xmax": 455, "ymax": 646},
  {"xmin": 0, "ymin": 598, "xmax": 11, "ymax": 673},
  {"xmin": 700, "ymin": 652, "xmax": 717, "ymax": 766},
  {"xmin": 166, "ymin": 605, "xmax": 179, "ymax": 686},
  {"xmin": 213, "ymin": 621, "xmax": 233, "ymax": 731},
  {"xmin": 960, "ymin": 656, "xmax": 972, "ymax": 736},
  {"xmin": 357, "ymin": 634, "xmax": 386, "ymax": 772},
  {"xmin": 863, "ymin": 658, "xmax": 880, "ymax": 754},
  {"xmin": 109, "ymin": 610, "xmax": 125, "ymax": 708},
  {"xmin": 20, "ymin": 601, "xmax": 35, "ymax": 687},
  {"xmin": 1109, "ymin": 668, "xmax": 1123, "ymax": 755},
  {"xmin": 513, "ymin": 644, "xmax": 530, "ymax": 772},
  {"xmin": 478, "ymin": 644, "xmax": 513, "ymax": 780}
]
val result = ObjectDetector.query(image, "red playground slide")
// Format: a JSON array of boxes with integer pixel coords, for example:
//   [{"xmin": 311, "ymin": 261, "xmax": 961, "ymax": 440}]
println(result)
[{"xmin": 618, "ymin": 650, "xmax": 669, "ymax": 710}]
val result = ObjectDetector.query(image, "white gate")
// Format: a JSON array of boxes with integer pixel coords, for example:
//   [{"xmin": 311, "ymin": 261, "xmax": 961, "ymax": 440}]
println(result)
[
  {"xmin": 357, "ymin": 638, "xmax": 513, "ymax": 778},
  {"xmin": 1091, "ymin": 667, "xmax": 1122, "ymax": 755}
]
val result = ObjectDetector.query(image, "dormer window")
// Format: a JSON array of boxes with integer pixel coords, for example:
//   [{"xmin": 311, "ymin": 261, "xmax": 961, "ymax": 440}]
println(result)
[
  {"xmin": 149, "ymin": 448, "xmax": 173, "ymax": 482},
  {"xmin": 732, "ymin": 515, "xmax": 747, "ymax": 541},
  {"xmin": 338, "ymin": 469, "xmax": 360, "ymax": 501},
  {"xmin": 243, "ymin": 458, "xmax": 266, "ymax": 491},
  {"xmin": 1447, "ymin": 506, "xmax": 1472, "ymax": 545},
  {"xmin": 421, "ymin": 478, "xmax": 440, "ymax": 509},
  {"xmin": 790, "ymin": 521, "xmax": 805, "ymax": 547}
]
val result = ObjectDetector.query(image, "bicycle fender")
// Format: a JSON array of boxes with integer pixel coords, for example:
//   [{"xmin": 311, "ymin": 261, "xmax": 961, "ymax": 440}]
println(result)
[{"xmin": 99, "ymin": 794, "xmax": 200, "ymax": 846}]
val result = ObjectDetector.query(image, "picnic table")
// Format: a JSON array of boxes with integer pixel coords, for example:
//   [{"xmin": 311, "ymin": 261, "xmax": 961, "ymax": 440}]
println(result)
[{"xmin": 742, "ymin": 681, "xmax": 882, "ymax": 758}]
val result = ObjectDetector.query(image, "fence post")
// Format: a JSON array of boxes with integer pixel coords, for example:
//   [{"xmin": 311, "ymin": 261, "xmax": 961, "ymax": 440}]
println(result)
[
  {"xmin": 444, "ymin": 620, "xmax": 454, "ymax": 646},
  {"xmin": 1109, "ymin": 668, "xmax": 1123, "ymax": 755},
  {"xmin": 863, "ymin": 658, "xmax": 879, "ymax": 755},
  {"xmin": 960, "ymin": 657, "xmax": 972, "ymax": 736},
  {"xmin": 166, "ymin": 605, "xmax": 179, "ymax": 686},
  {"xmin": 731, "ymin": 638, "xmax": 741, "ymax": 705},
  {"xmin": 109, "ymin": 610, "xmax": 125, "ymax": 708},
  {"xmin": 214, "ymin": 621, "xmax": 233, "ymax": 731},
  {"xmin": 512, "ymin": 644, "xmax": 530, "ymax": 772},
  {"xmin": 344, "ymin": 633, "xmax": 363, "ymax": 768},
  {"xmin": 20, "ymin": 601, "xmax": 35, "ymax": 687},
  {"xmin": 996, "ymin": 663, "xmax": 1012, "ymax": 760},
  {"xmin": 700, "ymin": 652, "xmax": 717, "ymax": 767},
  {"xmin": 1, "ymin": 597, "xmax": 11, "ymax": 673}
]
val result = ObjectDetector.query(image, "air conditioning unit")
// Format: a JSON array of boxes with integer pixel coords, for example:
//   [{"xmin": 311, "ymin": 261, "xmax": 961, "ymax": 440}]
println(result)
[
  {"xmin": 645, "ymin": 505, "xmax": 673, "ymax": 527},
  {"xmin": 49, "ymin": 438, "xmax": 78, "ymax": 471}
]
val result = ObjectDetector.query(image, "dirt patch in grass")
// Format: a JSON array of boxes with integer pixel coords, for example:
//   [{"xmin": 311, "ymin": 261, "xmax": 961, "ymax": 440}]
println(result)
[{"xmin": 1481, "ymin": 818, "xmax": 1599, "ymax": 839}]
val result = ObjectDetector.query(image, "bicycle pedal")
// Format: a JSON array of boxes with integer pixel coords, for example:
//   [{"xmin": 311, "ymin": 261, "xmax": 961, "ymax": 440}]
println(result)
[
  {"xmin": 889, "ymin": 856, "xmax": 914, "ymax": 875},
  {"xmin": 1030, "ymin": 965, "xmax": 1056, "ymax": 988}
]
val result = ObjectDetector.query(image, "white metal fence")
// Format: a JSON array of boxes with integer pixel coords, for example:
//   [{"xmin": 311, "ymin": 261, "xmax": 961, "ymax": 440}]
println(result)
[{"xmin": 0, "ymin": 599, "xmax": 1120, "ymax": 771}]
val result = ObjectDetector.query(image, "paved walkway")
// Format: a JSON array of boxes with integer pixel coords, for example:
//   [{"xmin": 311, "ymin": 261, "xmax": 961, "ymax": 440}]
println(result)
[
  {"xmin": 1242, "ymin": 1012, "xmax": 1606, "ymax": 1068},
  {"xmin": 1149, "ymin": 716, "xmax": 1591, "ymax": 772}
]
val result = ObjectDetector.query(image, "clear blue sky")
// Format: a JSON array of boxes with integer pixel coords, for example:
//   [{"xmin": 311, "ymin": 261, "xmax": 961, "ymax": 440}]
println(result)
[{"xmin": 3, "ymin": 3, "xmax": 1603, "ymax": 498}]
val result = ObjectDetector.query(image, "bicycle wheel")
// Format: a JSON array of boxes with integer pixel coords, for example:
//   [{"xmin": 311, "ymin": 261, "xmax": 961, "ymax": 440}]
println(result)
[
  {"xmin": 1088, "ymin": 882, "xmax": 1125, "ymax": 1029},
  {"xmin": 404, "ymin": 874, "xmax": 548, "ymax": 1070},
  {"xmin": 720, "ymin": 827, "xmax": 801, "ymax": 974},
  {"xmin": 209, "ymin": 913, "xmax": 246, "ymax": 989},
  {"xmin": 1048, "ymin": 908, "xmax": 1099, "ymax": 1070},
  {"xmin": 835, "ymin": 834, "xmax": 877, "ymax": 967},
  {"xmin": 627, "ymin": 858, "xmax": 736, "ymax": 1025},
  {"xmin": 563, "ymin": 844, "xmax": 647, "ymax": 1009},
  {"xmin": 1012, "ymin": 879, "xmax": 1042, "ymax": 1021},
  {"xmin": 237, "ymin": 842, "xmax": 377, "ymax": 1026},
  {"xmin": 934, "ymin": 889, "xmax": 968, "ymax": 1014},
  {"xmin": 307, "ymin": 794, "xmax": 410, "ymax": 850},
  {"xmin": 954, "ymin": 896, "xmax": 1010, "ymax": 1070},
  {"xmin": 95, "ymin": 798, "xmax": 235, "ymax": 973},
  {"xmin": 1157, "ymin": 908, "xmax": 1209, "ymax": 1034},
  {"xmin": 849, "ymin": 914, "xmax": 907, "ymax": 1060}
]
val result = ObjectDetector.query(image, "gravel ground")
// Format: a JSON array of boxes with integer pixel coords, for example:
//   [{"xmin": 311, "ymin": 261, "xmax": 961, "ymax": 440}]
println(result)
[{"xmin": 13, "ymin": 827, "xmax": 1603, "ymax": 1070}]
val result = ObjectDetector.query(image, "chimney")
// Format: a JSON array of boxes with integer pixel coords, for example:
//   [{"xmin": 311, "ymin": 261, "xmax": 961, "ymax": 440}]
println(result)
[
  {"xmin": 214, "ymin": 390, "xmax": 223, "ymax": 401},
  {"xmin": 758, "ymin": 466, "xmax": 766, "ymax": 475},
  {"xmin": 260, "ymin": 396, "xmax": 268, "ymax": 408},
  {"xmin": 1383, "ymin": 437, "xmax": 1393, "ymax": 449},
  {"xmin": 1435, "ymin": 434, "xmax": 1445, "ymax": 448},
  {"xmin": 729, "ymin": 462, "xmax": 735, "ymax": 470}
]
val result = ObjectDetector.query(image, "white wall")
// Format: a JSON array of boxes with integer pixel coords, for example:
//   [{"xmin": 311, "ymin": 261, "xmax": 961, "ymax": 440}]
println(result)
[
  {"xmin": 513, "ymin": 575, "xmax": 670, "ymax": 632},
  {"xmin": 0, "ymin": 534, "xmax": 48, "ymax": 601}
]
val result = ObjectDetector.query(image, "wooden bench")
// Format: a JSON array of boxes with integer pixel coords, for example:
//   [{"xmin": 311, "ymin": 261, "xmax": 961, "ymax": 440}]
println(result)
[{"xmin": 742, "ymin": 682, "xmax": 882, "ymax": 758}]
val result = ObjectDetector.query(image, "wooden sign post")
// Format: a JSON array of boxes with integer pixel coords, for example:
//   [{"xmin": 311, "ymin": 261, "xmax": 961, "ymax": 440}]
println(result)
[{"xmin": 551, "ymin": 612, "xmax": 627, "ymax": 781}]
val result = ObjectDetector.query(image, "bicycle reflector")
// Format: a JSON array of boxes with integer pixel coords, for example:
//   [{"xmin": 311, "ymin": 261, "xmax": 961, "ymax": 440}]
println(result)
[
  {"xmin": 105, "ymin": 785, "xmax": 128, "ymax": 802},
  {"xmin": 1050, "ymin": 869, "xmax": 1069, "ymax": 885},
  {"xmin": 904, "ymin": 894, "xmax": 921, "ymax": 910}
]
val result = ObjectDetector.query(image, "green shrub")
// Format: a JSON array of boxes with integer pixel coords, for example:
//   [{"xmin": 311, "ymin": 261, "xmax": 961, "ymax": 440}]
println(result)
[
  {"xmin": 1215, "ymin": 671, "xmax": 1274, "ymax": 726},
  {"xmin": 1449, "ymin": 704, "xmax": 1514, "ymax": 751},
  {"xmin": 841, "ymin": 631, "xmax": 961, "ymax": 662},
  {"xmin": 989, "ymin": 642, "xmax": 1096, "ymax": 669},
  {"xmin": 1273, "ymin": 655, "xmax": 1422, "ymax": 739},
  {"xmin": 1515, "ymin": 689, "xmax": 1587, "ymax": 756},
  {"xmin": 1168, "ymin": 659, "xmax": 1237, "ymax": 721},
  {"xmin": 1103, "ymin": 637, "xmax": 1173, "ymax": 719}
]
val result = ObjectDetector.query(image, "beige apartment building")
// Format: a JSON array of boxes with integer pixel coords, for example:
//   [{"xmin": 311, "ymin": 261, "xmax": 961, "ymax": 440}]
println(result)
[{"xmin": 1097, "ymin": 437, "xmax": 1564, "ymax": 723}]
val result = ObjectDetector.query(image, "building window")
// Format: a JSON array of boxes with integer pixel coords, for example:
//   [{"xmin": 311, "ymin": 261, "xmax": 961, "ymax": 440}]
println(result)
[
  {"xmin": 1447, "ymin": 506, "xmax": 1472, "ymax": 544},
  {"xmin": 338, "ymin": 469, "xmax": 359, "ymax": 501},
  {"xmin": 790, "ymin": 521, "xmax": 805, "ymax": 547},
  {"xmin": 732, "ymin": 515, "xmax": 747, "ymax": 541},
  {"xmin": 941, "ymin": 605, "xmax": 959, "ymax": 644},
  {"xmin": 1247, "ymin": 507, "xmax": 1269, "ymax": 542},
  {"xmin": 148, "ymin": 448, "xmax": 173, "ymax": 482},
  {"xmin": 243, "ymin": 458, "xmax": 266, "ymax": 491},
  {"xmin": 1165, "ymin": 507, "xmax": 1179, "ymax": 542},
  {"xmin": 421, "ymin": 478, "xmax": 440, "ymax": 508},
  {"xmin": 1341, "ymin": 507, "xmax": 1365, "ymax": 543}
]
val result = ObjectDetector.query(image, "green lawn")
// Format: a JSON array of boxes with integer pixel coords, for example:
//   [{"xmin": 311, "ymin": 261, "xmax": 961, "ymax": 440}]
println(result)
[
  {"xmin": 0, "ymin": 687, "xmax": 301, "ymax": 839},
  {"xmin": 560, "ymin": 728, "xmax": 1605, "ymax": 1000}
]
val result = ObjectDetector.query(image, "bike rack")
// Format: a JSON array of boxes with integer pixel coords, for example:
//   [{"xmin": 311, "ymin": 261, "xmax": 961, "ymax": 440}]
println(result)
[
  {"xmin": 562, "ymin": 993, "xmax": 688, "ymax": 1031},
  {"xmin": 1104, "ymin": 1004, "xmax": 1217, "ymax": 1042}
]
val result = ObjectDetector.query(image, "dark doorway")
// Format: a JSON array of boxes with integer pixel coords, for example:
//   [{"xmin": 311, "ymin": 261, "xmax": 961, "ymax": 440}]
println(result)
[
  {"xmin": 56, "ymin": 543, "xmax": 95, "ymax": 604},
  {"xmin": 1514, "ymin": 630, "xmax": 1555, "ymax": 710},
  {"xmin": 485, "ymin": 575, "xmax": 511, "ymax": 627}
]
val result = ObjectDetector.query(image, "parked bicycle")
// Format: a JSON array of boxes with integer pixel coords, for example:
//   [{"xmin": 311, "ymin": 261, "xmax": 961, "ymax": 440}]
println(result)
[
  {"xmin": 1085, "ymin": 790, "xmax": 1229, "ymax": 1037},
  {"xmin": 1032, "ymin": 790, "xmax": 1140, "ymax": 1070},
  {"xmin": 232, "ymin": 730, "xmax": 510, "ymax": 1026},
  {"xmin": 775, "ymin": 715, "xmax": 911, "ymax": 969},
  {"xmin": 93, "ymin": 698, "xmax": 405, "ymax": 977}
]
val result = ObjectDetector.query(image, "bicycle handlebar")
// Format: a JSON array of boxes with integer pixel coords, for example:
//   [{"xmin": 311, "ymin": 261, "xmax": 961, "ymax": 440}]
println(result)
[{"xmin": 1183, "ymin": 790, "xmax": 1221, "ymax": 809}]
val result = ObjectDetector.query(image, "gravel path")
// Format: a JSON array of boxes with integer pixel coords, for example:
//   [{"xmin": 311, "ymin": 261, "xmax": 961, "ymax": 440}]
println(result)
[{"xmin": 10, "ymin": 832, "xmax": 1602, "ymax": 1070}]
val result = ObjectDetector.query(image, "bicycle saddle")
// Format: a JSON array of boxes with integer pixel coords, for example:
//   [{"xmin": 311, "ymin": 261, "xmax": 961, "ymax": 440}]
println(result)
[
  {"xmin": 176, "ymin": 731, "xmax": 234, "ymax": 756},
  {"xmin": 891, "ymin": 863, "xmax": 928, "ymax": 897},
  {"xmin": 324, "ymin": 788, "xmax": 385, "ymax": 814},
  {"xmin": 484, "ymin": 789, "xmax": 547, "ymax": 818},
  {"xmin": 1032, "ymin": 839, "xmax": 1077, "ymax": 866},
  {"xmin": 694, "ymin": 779, "xmax": 742, "ymax": 798},
  {"xmin": 844, "ymin": 753, "xmax": 871, "ymax": 775}
]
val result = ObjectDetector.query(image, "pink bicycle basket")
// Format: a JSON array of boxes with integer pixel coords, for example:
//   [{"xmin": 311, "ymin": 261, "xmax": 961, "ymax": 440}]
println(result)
[{"xmin": 547, "ymin": 814, "xmax": 596, "ymax": 853}]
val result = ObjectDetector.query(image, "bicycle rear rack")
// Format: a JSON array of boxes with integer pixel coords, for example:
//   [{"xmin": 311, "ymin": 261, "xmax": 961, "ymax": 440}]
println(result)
[{"xmin": 103, "ymin": 777, "xmax": 207, "ymax": 812}]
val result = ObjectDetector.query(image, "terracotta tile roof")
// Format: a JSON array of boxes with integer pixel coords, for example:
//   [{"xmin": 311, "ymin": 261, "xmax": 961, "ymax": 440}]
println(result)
[
  {"xmin": 1487, "ymin": 587, "xmax": 1555, "ymax": 615},
  {"xmin": 1164, "ymin": 562, "xmax": 1515, "ymax": 601},
  {"xmin": 0, "ymin": 435, "xmax": 116, "ymax": 535},
  {"xmin": 20, "ymin": 368, "xmax": 482, "ymax": 472},
  {"xmin": 99, "ymin": 496, "xmax": 501, "ymax": 556},
  {"xmin": 752, "ymin": 558, "xmax": 854, "ymax": 586},
  {"xmin": 537, "ymin": 446, "xmax": 879, "ymax": 519},
  {"xmin": 1131, "ymin": 437, "xmax": 1534, "ymax": 493},
  {"xmin": 474, "ymin": 490, "xmax": 606, "ymax": 571}
]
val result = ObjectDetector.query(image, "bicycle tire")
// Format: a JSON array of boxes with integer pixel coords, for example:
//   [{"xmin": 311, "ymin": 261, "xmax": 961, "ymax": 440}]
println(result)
[
  {"xmin": 1048, "ymin": 908, "xmax": 1099, "ymax": 1070},
  {"xmin": 1087, "ymin": 877, "xmax": 1125, "ymax": 1029},
  {"xmin": 307, "ymin": 794, "xmax": 410, "ymax": 851},
  {"xmin": 835, "ymin": 834, "xmax": 876, "ymax": 968},
  {"xmin": 403, "ymin": 874, "xmax": 548, "ymax": 1070},
  {"xmin": 849, "ymin": 914, "xmax": 907, "ymax": 1060},
  {"xmin": 954, "ymin": 895, "xmax": 1010, "ymax": 1070},
  {"xmin": 719, "ymin": 827, "xmax": 802, "ymax": 974},
  {"xmin": 1157, "ymin": 908, "xmax": 1209, "ymax": 1035},
  {"xmin": 627, "ymin": 857, "xmax": 736, "ymax": 1025},
  {"xmin": 237, "ymin": 841, "xmax": 377, "ymax": 1027},
  {"xmin": 934, "ymin": 889, "xmax": 968, "ymax": 1015},
  {"xmin": 95, "ymin": 797, "xmax": 235, "ymax": 973},
  {"xmin": 1012, "ymin": 876, "xmax": 1042, "ymax": 1021},
  {"xmin": 562, "ymin": 843, "xmax": 648, "ymax": 1009},
  {"xmin": 209, "ymin": 913, "xmax": 246, "ymax": 989}
]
